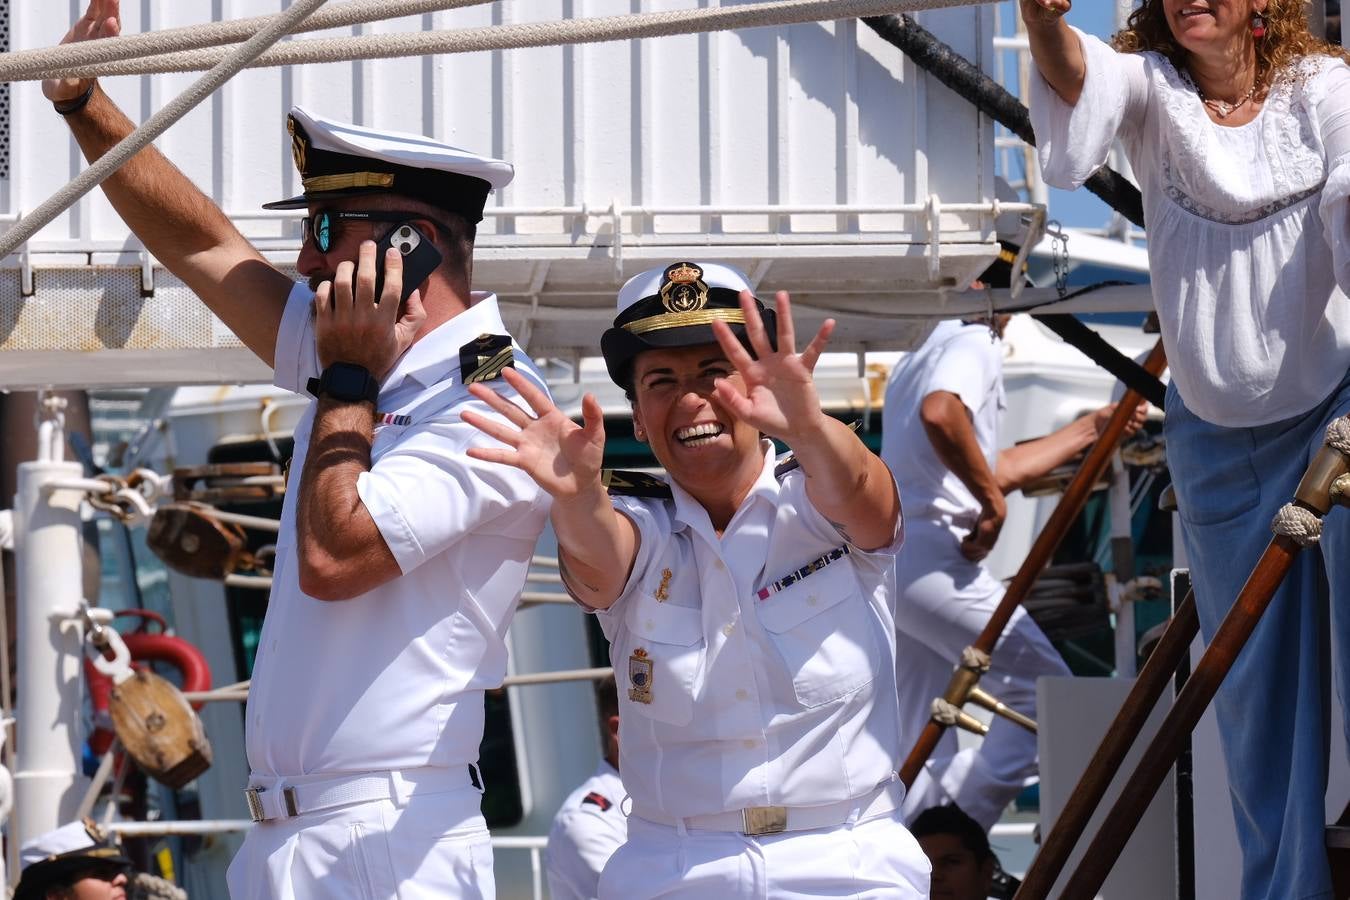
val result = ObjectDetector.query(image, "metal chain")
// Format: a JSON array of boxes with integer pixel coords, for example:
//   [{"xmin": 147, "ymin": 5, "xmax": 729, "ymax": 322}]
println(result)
[{"xmin": 1047, "ymin": 219, "xmax": 1069, "ymax": 298}]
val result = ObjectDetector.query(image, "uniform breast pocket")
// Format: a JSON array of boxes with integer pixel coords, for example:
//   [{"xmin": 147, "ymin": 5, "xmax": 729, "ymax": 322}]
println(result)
[
  {"xmin": 757, "ymin": 561, "xmax": 879, "ymax": 708},
  {"xmin": 621, "ymin": 602, "xmax": 704, "ymax": 726}
]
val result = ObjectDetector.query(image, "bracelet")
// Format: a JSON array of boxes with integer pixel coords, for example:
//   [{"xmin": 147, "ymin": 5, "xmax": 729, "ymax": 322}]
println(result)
[{"xmin": 53, "ymin": 83, "xmax": 95, "ymax": 117}]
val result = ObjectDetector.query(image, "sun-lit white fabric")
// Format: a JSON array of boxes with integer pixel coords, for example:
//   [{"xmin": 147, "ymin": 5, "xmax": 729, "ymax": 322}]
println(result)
[
  {"xmin": 595, "ymin": 444, "xmax": 904, "ymax": 819},
  {"xmin": 1032, "ymin": 28, "xmax": 1350, "ymax": 427},
  {"xmin": 880, "ymin": 320, "xmax": 1005, "ymax": 525},
  {"xmin": 545, "ymin": 761, "xmax": 628, "ymax": 900},
  {"xmin": 246, "ymin": 284, "xmax": 548, "ymax": 777}
]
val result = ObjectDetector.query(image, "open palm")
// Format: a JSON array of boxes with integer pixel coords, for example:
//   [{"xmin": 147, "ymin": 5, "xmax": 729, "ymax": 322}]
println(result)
[
  {"xmin": 711, "ymin": 290, "xmax": 834, "ymax": 445},
  {"xmin": 463, "ymin": 367, "xmax": 607, "ymax": 500}
]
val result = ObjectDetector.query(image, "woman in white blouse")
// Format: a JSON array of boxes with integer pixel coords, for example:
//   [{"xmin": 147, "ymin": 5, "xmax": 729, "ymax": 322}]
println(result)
[{"xmin": 1023, "ymin": 1, "xmax": 1350, "ymax": 897}]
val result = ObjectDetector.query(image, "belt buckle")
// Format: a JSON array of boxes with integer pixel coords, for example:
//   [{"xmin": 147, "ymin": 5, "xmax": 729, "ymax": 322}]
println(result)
[
  {"xmin": 244, "ymin": 787, "xmax": 266, "ymax": 823},
  {"xmin": 283, "ymin": 786, "xmax": 300, "ymax": 817},
  {"xmin": 741, "ymin": 806, "xmax": 787, "ymax": 836}
]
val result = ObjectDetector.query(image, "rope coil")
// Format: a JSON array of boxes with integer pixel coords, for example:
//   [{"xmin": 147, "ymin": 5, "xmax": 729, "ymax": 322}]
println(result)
[{"xmin": 1271, "ymin": 503, "xmax": 1323, "ymax": 547}]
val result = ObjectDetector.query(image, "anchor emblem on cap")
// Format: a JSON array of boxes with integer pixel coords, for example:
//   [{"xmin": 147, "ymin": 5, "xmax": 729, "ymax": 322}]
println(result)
[{"xmin": 660, "ymin": 262, "xmax": 709, "ymax": 313}]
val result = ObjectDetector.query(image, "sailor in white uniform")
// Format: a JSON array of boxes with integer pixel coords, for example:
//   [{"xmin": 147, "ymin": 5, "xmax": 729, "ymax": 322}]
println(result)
[
  {"xmin": 881, "ymin": 316, "xmax": 1141, "ymax": 829},
  {"xmin": 463, "ymin": 261, "xmax": 930, "ymax": 898},
  {"xmin": 545, "ymin": 675, "xmax": 628, "ymax": 900},
  {"xmin": 46, "ymin": 8, "xmax": 549, "ymax": 894}
]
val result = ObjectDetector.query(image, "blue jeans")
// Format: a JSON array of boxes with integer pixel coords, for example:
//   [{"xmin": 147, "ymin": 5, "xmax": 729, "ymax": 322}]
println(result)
[{"xmin": 1165, "ymin": 375, "xmax": 1350, "ymax": 900}]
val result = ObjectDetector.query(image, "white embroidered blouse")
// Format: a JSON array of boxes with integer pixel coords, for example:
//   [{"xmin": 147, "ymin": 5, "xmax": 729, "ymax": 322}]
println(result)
[{"xmin": 1032, "ymin": 28, "xmax": 1350, "ymax": 427}]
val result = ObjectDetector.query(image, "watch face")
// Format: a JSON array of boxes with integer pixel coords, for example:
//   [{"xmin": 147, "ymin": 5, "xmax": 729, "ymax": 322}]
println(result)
[{"xmin": 326, "ymin": 363, "xmax": 375, "ymax": 401}]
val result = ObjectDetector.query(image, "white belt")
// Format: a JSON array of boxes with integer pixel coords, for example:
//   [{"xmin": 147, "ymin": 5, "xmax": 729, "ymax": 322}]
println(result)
[
  {"xmin": 631, "ymin": 779, "xmax": 902, "ymax": 837},
  {"xmin": 244, "ymin": 765, "xmax": 481, "ymax": 823}
]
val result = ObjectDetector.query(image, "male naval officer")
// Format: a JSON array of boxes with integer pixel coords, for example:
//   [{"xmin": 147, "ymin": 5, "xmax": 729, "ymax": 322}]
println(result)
[
  {"xmin": 881, "ymin": 315, "xmax": 1143, "ymax": 829},
  {"xmin": 544, "ymin": 675, "xmax": 628, "ymax": 900},
  {"xmin": 46, "ymin": 3, "xmax": 550, "ymax": 896}
]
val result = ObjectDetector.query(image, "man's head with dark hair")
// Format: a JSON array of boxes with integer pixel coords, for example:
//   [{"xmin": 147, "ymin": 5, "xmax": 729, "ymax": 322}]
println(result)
[
  {"xmin": 911, "ymin": 805, "xmax": 996, "ymax": 900},
  {"xmin": 596, "ymin": 674, "xmax": 619, "ymax": 769}
]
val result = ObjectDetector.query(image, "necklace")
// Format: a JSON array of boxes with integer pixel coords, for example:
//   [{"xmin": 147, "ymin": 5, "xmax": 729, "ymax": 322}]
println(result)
[{"xmin": 1183, "ymin": 70, "xmax": 1260, "ymax": 119}]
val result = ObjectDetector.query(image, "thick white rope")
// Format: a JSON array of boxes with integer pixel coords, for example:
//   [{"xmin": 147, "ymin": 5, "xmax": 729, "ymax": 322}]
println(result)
[
  {"xmin": 1326, "ymin": 415, "xmax": 1350, "ymax": 457},
  {"xmin": 1271, "ymin": 502, "xmax": 1323, "ymax": 547},
  {"xmin": 0, "ymin": 0, "xmax": 331, "ymax": 261},
  {"xmin": 35, "ymin": 0, "xmax": 997, "ymax": 81},
  {"xmin": 0, "ymin": 0, "xmax": 495, "ymax": 83}
]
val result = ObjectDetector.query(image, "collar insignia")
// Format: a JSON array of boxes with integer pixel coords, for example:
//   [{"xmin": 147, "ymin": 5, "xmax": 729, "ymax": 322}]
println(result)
[{"xmin": 659, "ymin": 261, "xmax": 709, "ymax": 314}]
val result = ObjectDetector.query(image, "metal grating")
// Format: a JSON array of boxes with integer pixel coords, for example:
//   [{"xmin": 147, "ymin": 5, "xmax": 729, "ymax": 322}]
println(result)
[{"xmin": 0, "ymin": 0, "xmax": 9, "ymax": 180}]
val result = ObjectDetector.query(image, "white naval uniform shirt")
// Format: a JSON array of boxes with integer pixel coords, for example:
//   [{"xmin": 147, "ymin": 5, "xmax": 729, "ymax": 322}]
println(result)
[
  {"xmin": 880, "ymin": 320, "xmax": 1005, "ymax": 529},
  {"xmin": 544, "ymin": 761, "xmax": 627, "ymax": 900},
  {"xmin": 246, "ymin": 285, "xmax": 549, "ymax": 777},
  {"xmin": 595, "ymin": 443, "xmax": 905, "ymax": 819}
]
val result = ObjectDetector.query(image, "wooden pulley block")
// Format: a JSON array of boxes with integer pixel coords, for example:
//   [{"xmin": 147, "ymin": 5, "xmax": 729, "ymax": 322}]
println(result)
[
  {"xmin": 146, "ymin": 502, "xmax": 251, "ymax": 580},
  {"xmin": 109, "ymin": 668, "xmax": 213, "ymax": 789},
  {"xmin": 173, "ymin": 462, "xmax": 283, "ymax": 505}
]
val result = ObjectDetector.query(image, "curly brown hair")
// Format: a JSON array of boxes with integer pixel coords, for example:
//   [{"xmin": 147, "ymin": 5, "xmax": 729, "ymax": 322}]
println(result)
[{"xmin": 1112, "ymin": 0, "xmax": 1350, "ymax": 85}]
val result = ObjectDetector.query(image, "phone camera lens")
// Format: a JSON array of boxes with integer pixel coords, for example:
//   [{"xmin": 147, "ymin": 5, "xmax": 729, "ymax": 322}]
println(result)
[{"xmin": 399, "ymin": 242, "xmax": 412, "ymax": 254}]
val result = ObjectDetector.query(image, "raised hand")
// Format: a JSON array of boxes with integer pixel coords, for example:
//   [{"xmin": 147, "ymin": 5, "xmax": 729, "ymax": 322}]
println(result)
[
  {"xmin": 463, "ymin": 368, "xmax": 608, "ymax": 501},
  {"xmin": 314, "ymin": 241, "xmax": 426, "ymax": 380},
  {"xmin": 1019, "ymin": 0, "xmax": 1071, "ymax": 25},
  {"xmin": 709, "ymin": 290, "xmax": 833, "ymax": 446},
  {"xmin": 43, "ymin": 0, "xmax": 121, "ymax": 105}
]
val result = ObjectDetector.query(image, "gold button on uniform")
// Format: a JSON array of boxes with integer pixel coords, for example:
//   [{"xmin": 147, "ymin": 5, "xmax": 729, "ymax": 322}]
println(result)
[{"xmin": 723, "ymin": 623, "xmax": 735, "ymax": 637}]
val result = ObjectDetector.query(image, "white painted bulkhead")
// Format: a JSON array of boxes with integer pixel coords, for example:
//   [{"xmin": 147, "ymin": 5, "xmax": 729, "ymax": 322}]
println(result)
[{"xmin": 5, "ymin": 1, "xmax": 1005, "ymax": 388}]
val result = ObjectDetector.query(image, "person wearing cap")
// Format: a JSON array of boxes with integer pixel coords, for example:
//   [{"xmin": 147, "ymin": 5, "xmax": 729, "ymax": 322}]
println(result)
[
  {"xmin": 544, "ymin": 675, "xmax": 627, "ymax": 900},
  {"xmin": 14, "ymin": 820, "xmax": 133, "ymax": 900},
  {"xmin": 462, "ymin": 261, "xmax": 930, "ymax": 898},
  {"xmin": 45, "ymin": 3, "xmax": 550, "ymax": 897},
  {"xmin": 880, "ymin": 313, "xmax": 1143, "ymax": 830}
]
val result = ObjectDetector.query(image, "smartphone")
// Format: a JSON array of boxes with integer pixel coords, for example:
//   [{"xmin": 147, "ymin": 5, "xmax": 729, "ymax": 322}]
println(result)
[{"xmin": 373, "ymin": 221, "xmax": 443, "ymax": 303}]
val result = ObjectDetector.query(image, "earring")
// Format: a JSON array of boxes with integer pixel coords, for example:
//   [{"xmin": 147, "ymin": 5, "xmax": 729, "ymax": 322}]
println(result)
[{"xmin": 1251, "ymin": 13, "xmax": 1267, "ymax": 37}]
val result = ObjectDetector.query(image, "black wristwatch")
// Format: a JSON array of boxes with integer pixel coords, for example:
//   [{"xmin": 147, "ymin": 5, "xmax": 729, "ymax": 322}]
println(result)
[{"xmin": 307, "ymin": 363, "xmax": 379, "ymax": 405}]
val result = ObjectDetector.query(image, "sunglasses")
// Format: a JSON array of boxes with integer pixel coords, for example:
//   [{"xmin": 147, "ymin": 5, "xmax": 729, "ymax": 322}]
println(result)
[{"xmin": 300, "ymin": 210, "xmax": 449, "ymax": 254}]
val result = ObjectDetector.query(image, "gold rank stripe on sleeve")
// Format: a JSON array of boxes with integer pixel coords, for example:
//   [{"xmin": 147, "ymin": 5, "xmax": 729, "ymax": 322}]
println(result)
[
  {"xmin": 458, "ymin": 334, "xmax": 516, "ymax": 384},
  {"xmin": 601, "ymin": 469, "xmax": 674, "ymax": 499},
  {"xmin": 755, "ymin": 545, "xmax": 851, "ymax": 601}
]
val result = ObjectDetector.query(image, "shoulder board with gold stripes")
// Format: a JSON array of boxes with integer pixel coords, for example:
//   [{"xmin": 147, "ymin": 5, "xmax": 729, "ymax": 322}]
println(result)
[
  {"xmin": 459, "ymin": 333, "xmax": 516, "ymax": 385},
  {"xmin": 601, "ymin": 469, "xmax": 673, "ymax": 499}
]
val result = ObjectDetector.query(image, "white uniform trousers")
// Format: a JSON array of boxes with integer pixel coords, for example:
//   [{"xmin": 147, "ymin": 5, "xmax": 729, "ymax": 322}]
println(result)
[
  {"xmin": 597, "ymin": 809, "xmax": 929, "ymax": 899},
  {"xmin": 894, "ymin": 519, "xmax": 1070, "ymax": 829},
  {"xmin": 226, "ymin": 781, "xmax": 493, "ymax": 900}
]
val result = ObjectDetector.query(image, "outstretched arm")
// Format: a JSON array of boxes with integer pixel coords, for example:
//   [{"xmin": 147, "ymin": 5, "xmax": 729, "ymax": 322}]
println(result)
[
  {"xmin": 463, "ymin": 370, "xmax": 638, "ymax": 610},
  {"xmin": 43, "ymin": 0, "xmax": 292, "ymax": 365},
  {"xmin": 995, "ymin": 400, "xmax": 1148, "ymax": 494},
  {"xmin": 1019, "ymin": 0, "xmax": 1085, "ymax": 105},
  {"xmin": 711, "ymin": 291, "xmax": 900, "ymax": 551}
]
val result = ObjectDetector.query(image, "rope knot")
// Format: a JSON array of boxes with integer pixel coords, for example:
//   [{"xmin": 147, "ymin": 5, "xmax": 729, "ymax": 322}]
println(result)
[
  {"xmin": 1271, "ymin": 503, "xmax": 1323, "ymax": 547},
  {"xmin": 1326, "ymin": 416, "xmax": 1350, "ymax": 457},
  {"xmin": 930, "ymin": 698, "xmax": 962, "ymax": 726},
  {"xmin": 959, "ymin": 646, "xmax": 992, "ymax": 674}
]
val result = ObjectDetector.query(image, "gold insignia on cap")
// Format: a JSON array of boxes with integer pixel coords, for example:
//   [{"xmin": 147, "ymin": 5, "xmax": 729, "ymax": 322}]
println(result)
[
  {"xmin": 628, "ymin": 647, "xmax": 653, "ymax": 704},
  {"xmin": 659, "ymin": 262, "xmax": 709, "ymax": 314},
  {"xmin": 287, "ymin": 116, "xmax": 308, "ymax": 177}
]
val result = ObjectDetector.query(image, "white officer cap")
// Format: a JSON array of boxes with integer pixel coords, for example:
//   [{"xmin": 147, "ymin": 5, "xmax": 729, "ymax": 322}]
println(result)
[
  {"xmin": 599, "ymin": 261, "xmax": 777, "ymax": 389},
  {"xmin": 264, "ymin": 106, "xmax": 514, "ymax": 224},
  {"xmin": 15, "ymin": 820, "xmax": 131, "ymax": 900}
]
